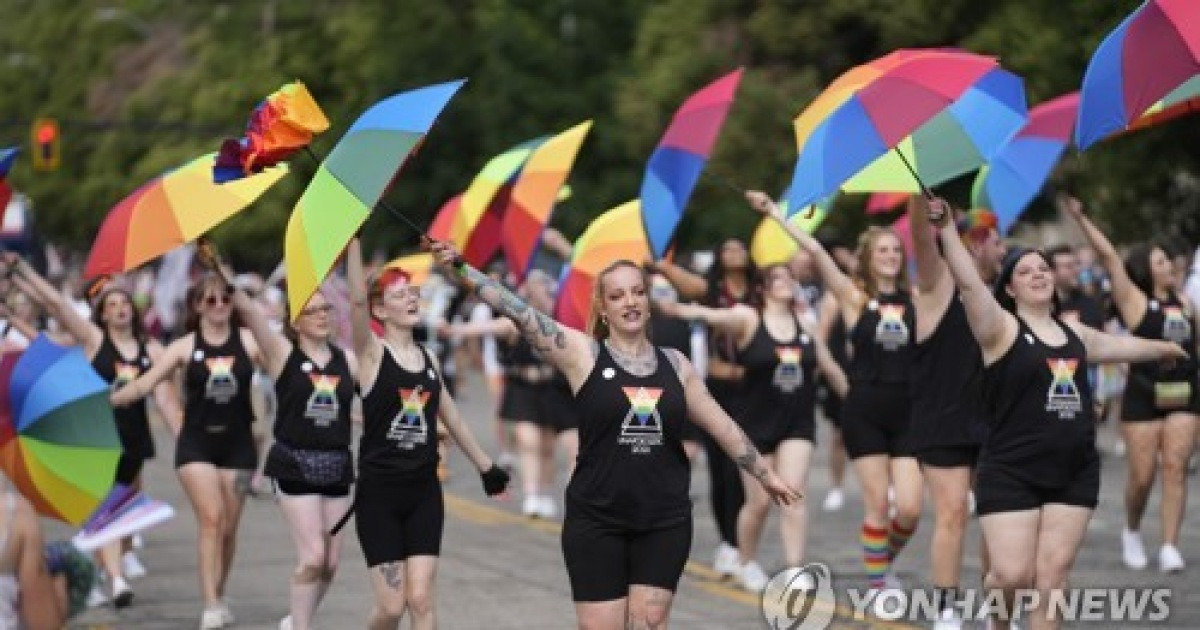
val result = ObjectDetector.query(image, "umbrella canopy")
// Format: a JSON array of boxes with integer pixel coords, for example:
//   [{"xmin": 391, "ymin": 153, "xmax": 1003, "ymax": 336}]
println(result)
[
  {"xmin": 1076, "ymin": 0, "xmax": 1200, "ymax": 149},
  {"xmin": 640, "ymin": 69, "xmax": 743, "ymax": 259},
  {"xmin": 501, "ymin": 120, "xmax": 592, "ymax": 283},
  {"xmin": 383, "ymin": 252, "xmax": 435, "ymax": 287},
  {"xmin": 284, "ymin": 79, "xmax": 466, "ymax": 319},
  {"xmin": 865, "ymin": 192, "xmax": 909, "ymax": 215},
  {"xmin": 85, "ymin": 153, "xmax": 286, "ymax": 279},
  {"xmin": 449, "ymin": 138, "xmax": 547, "ymax": 267},
  {"xmin": 0, "ymin": 147, "xmax": 17, "ymax": 213},
  {"xmin": 785, "ymin": 50, "xmax": 1027, "ymax": 216},
  {"xmin": 215, "ymin": 81, "xmax": 329, "ymax": 182},
  {"xmin": 973, "ymin": 92, "xmax": 1079, "ymax": 234},
  {"xmin": 0, "ymin": 336, "xmax": 121, "ymax": 525},
  {"xmin": 554, "ymin": 200, "xmax": 652, "ymax": 332},
  {"xmin": 749, "ymin": 196, "xmax": 835, "ymax": 268}
]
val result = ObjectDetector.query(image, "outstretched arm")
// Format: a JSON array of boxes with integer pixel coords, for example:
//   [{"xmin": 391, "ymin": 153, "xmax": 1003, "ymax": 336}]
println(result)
[
  {"xmin": 658, "ymin": 301, "xmax": 754, "ymax": 344},
  {"xmin": 746, "ymin": 191, "xmax": 863, "ymax": 311},
  {"xmin": 652, "ymin": 259, "xmax": 709, "ymax": 301},
  {"xmin": 430, "ymin": 240, "xmax": 595, "ymax": 388},
  {"xmin": 1059, "ymin": 195, "xmax": 1147, "ymax": 328},
  {"xmin": 803, "ymin": 318, "xmax": 848, "ymax": 399},
  {"xmin": 931, "ymin": 203, "xmax": 1017, "ymax": 363},
  {"xmin": 8, "ymin": 259, "xmax": 103, "ymax": 355},
  {"xmin": 1065, "ymin": 319, "xmax": 1188, "ymax": 365},
  {"xmin": 111, "ymin": 337, "xmax": 186, "ymax": 407}
]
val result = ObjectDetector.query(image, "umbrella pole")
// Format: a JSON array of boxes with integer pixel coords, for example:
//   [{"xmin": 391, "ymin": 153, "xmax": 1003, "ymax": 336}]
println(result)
[
  {"xmin": 892, "ymin": 147, "xmax": 935, "ymax": 200},
  {"xmin": 704, "ymin": 168, "xmax": 745, "ymax": 196}
]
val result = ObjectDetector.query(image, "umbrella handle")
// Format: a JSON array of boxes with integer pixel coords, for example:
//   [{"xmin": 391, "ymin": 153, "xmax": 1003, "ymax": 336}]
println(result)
[
  {"xmin": 195, "ymin": 237, "xmax": 237, "ymax": 287},
  {"xmin": 892, "ymin": 147, "xmax": 935, "ymax": 200}
]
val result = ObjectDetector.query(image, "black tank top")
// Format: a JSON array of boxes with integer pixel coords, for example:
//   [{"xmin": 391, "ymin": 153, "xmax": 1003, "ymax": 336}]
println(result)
[
  {"xmin": 737, "ymin": 314, "xmax": 818, "ymax": 445},
  {"xmin": 981, "ymin": 317, "xmax": 1097, "ymax": 487},
  {"xmin": 567, "ymin": 345, "xmax": 690, "ymax": 530},
  {"xmin": 1127, "ymin": 294, "xmax": 1198, "ymax": 389},
  {"xmin": 703, "ymin": 281, "xmax": 750, "ymax": 399},
  {"xmin": 847, "ymin": 291, "xmax": 914, "ymax": 385},
  {"xmin": 359, "ymin": 344, "xmax": 441, "ymax": 481},
  {"xmin": 274, "ymin": 346, "xmax": 355, "ymax": 450},
  {"xmin": 650, "ymin": 312, "xmax": 692, "ymax": 356},
  {"xmin": 93, "ymin": 334, "xmax": 151, "ymax": 426},
  {"xmin": 910, "ymin": 293, "xmax": 986, "ymax": 449},
  {"xmin": 184, "ymin": 330, "xmax": 255, "ymax": 432}
]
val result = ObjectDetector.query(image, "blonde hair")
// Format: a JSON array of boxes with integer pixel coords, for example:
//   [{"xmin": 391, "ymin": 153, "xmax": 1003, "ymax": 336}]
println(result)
[
  {"xmin": 854, "ymin": 226, "xmax": 909, "ymax": 298},
  {"xmin": 586, "ymin": 260, "xmax": 650, "ymax": 341}
]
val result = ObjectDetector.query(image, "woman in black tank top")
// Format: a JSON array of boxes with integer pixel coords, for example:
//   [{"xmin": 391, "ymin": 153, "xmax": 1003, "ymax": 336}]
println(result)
[
  {"xmin": 749, "ymin": 190, "xmax": 923, "ymax": 590},
  {"xmin": 1064, "ymin": 196, "xmax": 1198, "ymax": 574},
  {"xmin": 931, "ymin": 200, "xmax": 1186, "ymax": 629},
  {"xmin": 431, "ymin": 239, "xmax": 798, "ymax": 628},
  {"xmin": 7, "ymin": 258, "xmax": 182, "ymax": 609},
  {"xmin": 231, "ymin": 284, "xmax": 356, "ymax": 630},
  {"xmin": 345, "ymin": 239, "xmax": 508, "ymax": 630},
  {"xmin": 112, "ymin": 271, "xmax": 265, "ymax": 628},
  {"xmin": 665, "ymin": 263, "xmax": 847, "ymax": 592}
]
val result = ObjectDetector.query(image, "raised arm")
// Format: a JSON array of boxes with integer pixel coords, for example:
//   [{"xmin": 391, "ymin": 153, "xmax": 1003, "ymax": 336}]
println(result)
[
  {"xmin": 231, "ymin": 287, "xmax": 290, "ymax": 378},
  {"xmin": 746, "ymin": 191, "xmax": 863, "ymax": 311},
  {"xmin": 1059, "ymin": 195, "xmax": 1146, "ymax": 327},
  {"xmin": 9, "ymin": 260, "xmax": 103, "ymax": 355},
  {"xmin": 668, "ymin": 349, "xmax": 800, "ymax": 506},
  {"xmin": 1064, "ymin": 318, "xmax": 1187, "ymax": 365},
  {"xmin": 932, "ymin": 204, "xmax": 1017, "ymax": 363},
  {"xmin": 802, "ymin": 318, "xmax": 848, "ymax": 399},
  {"xmin": 659, "ymin": 301, "xmax": 755, "ymax": 346},
  {"xmin": 444, "ymin": 316, "xmax": 519, "ymax": 344},
  {"xmin": 653, "ymin": 259, "xmax": 709, "ymax": 301},
  {"xmin": 429, "ymin": 240, "xmax": 596, "ymax": 388},
  {"xmin": 111, "ymin": 336, "xmax": 187, "ymax": 407},
  {"xmin": 346, "ymin": 238, "xmax": 382, "ymax": 372}
]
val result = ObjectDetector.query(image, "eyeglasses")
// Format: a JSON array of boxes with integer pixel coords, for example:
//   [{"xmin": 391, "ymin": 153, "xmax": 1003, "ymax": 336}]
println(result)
[
  {"xmin": 204, "ymin": 294, "xmax": 231, "ymax": 307},
  {"xmin": 300, "ymin": 304, "xmax": 335, "ymax": 317}
]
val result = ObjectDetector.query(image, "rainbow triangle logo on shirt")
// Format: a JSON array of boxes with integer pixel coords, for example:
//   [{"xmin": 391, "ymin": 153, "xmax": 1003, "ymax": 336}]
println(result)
[
  {"xmin": 777, "ymin": 347, "xmax": 802, "ymax": 366},
  {"xmin": 205, "ymin": 356, "xmax": 235, "ymax": 376},
  {"xmin": 773, "ymin": 346, "xmax": 804, "ymax": 392},
  {"xmin": 310, "ymin": 374, "xmax": 340, "ymax": 397},
  {"xmin": 1163, "ymin": 306, "xmax": 1191, "ymax": 343},
  {"xmin": 1047, "ymin": 358, "xmax": 1078, "ymax": 395},
  {"xmin": 875, "ymin": 304, "xmax": 909, "ymax": 348},
  {"xmin": 622, "ymin": 387, "xmax": 662, "ymax": 426},
  {"xmin": 399, "ymin": 387, "xmax": 431, "ymax": 425},
  {"xmin": 1045, "ymin": 357, "xmax": 1083, "ymax": 419},
  {"xmin": 114, "ymin": 362, "xmax": 140, "ymax": 388}
]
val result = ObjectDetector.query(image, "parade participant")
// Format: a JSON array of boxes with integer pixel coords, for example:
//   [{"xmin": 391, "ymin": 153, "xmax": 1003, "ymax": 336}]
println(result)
[
  {"xmin": 431, "ymin": 239, "xmax": 798, "ymax": 629},
  {"xmin": 1062, "ymin": 196, "xmax": 1198, "ymax": 573},
  {"xmin": 929, "ymin": 198, "xmax": 1186, "ymax": 629},
  {"xmin": 346, "ymin": 239, "xmax": 509, "ymax": 630},
  {"xmin": 112, "ymin": 271, "xmax": 262, "ymax": 629},
  {"xmin": 748, "ymin": 190, "xmax": 921, "ymax": 590},
  {"xmin": 661, "ymin": 262, "xmax": 848, "ymax": 592},
  {"xmin": 907, "ymin": 199, "xmax": 1004, "ymax": 628}
]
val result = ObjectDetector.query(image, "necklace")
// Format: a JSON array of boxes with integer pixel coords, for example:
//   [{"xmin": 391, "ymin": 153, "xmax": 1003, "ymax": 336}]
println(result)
[{"xmin": 604, "ymin": 339, "xmax": 657, "ymax": 376}]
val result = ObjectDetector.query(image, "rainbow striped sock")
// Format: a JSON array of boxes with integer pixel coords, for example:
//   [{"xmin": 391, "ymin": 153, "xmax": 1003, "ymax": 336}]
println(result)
[
  {"xmin": 862, "ymin": 523, "xmax": 890, "ymax": 587},
  {"xmin": 888, "ymin": 517, "xmax": 917, "ymax": 563}
]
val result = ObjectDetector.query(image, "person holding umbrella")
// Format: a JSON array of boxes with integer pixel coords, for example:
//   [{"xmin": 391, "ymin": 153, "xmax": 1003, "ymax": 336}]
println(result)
[{"xmin": 429, "ymin": 238, "xmax": 798, "ymax": 629}]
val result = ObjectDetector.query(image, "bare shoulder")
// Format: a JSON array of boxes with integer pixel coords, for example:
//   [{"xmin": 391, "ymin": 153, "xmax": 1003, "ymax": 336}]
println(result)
[{"xmin": 662, "ymin": 347, "xmax": 691, "ymax": 381}]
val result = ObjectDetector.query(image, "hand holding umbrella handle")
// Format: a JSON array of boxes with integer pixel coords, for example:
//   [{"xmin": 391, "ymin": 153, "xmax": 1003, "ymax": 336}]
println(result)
[
  {"xmin": 927, "ymin": 197, "xmax": 953, "ymax": 227},
  {"xmin": 423, "ymin": 238, "xmax": 470, "ymax": 286},
  {"xmin": 195, "ymin": 237, "xmax": 237, "ymax": 288}
]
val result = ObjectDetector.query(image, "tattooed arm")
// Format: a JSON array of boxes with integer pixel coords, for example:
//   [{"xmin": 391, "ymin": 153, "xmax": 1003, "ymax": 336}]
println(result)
[
  {"xmin": 430, "ymin": 241, "xmax": 597, "ymax": 389},
  {"xmin": 665, "ymin": 348, "xmax": 801, "ymax": 505}
]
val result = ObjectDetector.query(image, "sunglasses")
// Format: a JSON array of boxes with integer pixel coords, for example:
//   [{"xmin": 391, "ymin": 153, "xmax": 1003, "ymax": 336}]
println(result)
[
  {"xmin": 300, "ymin": 304, "xmax": 335, "ymax": 317},
  {"xmin": 203, "ymin": 294, "xmax": 231, "ymax": 307}
]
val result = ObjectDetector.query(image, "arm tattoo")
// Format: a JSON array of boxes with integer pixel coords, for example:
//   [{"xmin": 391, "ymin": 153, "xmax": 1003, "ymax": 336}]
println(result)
[
  {"xmin": 378, "ymin": 561, "xmax": 404, "ymax": 590},
  {"xmin": 734, "ymin": 434, "xmax": 768, "ymax": 482},
  {"xmin": 466, "ymin": 267, "xmax": 566, "ymax": 353}
]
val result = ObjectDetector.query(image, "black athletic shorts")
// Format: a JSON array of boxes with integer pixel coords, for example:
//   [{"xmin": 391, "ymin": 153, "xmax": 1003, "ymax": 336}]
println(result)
[
  {"xmin": 917, "ymin": 445, "xmax": 980, "ymax": 469},
  {"xmin": 974, "ymin": 458, "xmax": 1100, "ymax": 516},
  {"xmin": 561, "ymin": 510, "xmax": 692, "ymax": 602},
  {"xmin": 355, "ymin": 474, "xmax": 443, "ymax": 567},
  {"xmin": 1121, "ymin": 375, "xmax": 1200, "ymax": 422},
  {"xmin": 841, "ymin": 383, "xmax": 913, "ymax": 459},
  {"xmin": 174, "ymin": 422, "xmax": 258, "ymax": 471},
  {"xmin": 114, "ymin": 453, "xmax": 145, "ymax": 486},
  {"xmin": 274, "ymin": 477, "xmax": 351, "ymax": 498}
]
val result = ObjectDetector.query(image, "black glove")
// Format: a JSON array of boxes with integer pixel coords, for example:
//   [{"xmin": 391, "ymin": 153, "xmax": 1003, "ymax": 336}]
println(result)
[{"xmin": 480, "ymin": 464, "xmax": 510, "ymax": 496}]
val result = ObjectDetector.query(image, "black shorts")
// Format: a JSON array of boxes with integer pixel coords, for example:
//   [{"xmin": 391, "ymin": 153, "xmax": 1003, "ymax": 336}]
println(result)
[
  {"xmin": 756, "ymin": 416, "xmax": 816, "ymax": 455},
  {"xmin": 114, "ymin": 453, "xmax": 145, "ymax": 486},
  {"xmin": 841, "ymin": 383, "xmax": 913, "ymax": 459},
  {"xmin": 355, "ymin": 474, "xmax": 443, "ymax": 567},
  {"xmin": 561, "ymin": 511, "xmax": 692, "ymax": 602},
  {"xmin": 500, "ymin": 380, "xmax": 546, "ymax": 426},
  {"xmin": 116, "ymin": 415, "xmax": 156, "ymax": 461},
  {"xmin": 1121, "ymin": 375, "xmax": 1200, "ymax": 422},
  {"xmin": 917, "ymin": 445, "xmax": 979, "ymax": 469},
  {"xmin": 274, "ymin": 477, "xmax": 351, "ymax": 498},
  {"xmin": 540, "ymin": 380, "xmax": 580, "ymax": 433},
  {"xmin": 818, "ymin": 382, "xmax": 842, "ymax": 428},
  {"xmin": 974, "ymin": 459, "xmax": 1100, "ymax": 516},
  {"xmin": 174, "ymin": 422, "xmax": 258, "ymax": 471}
]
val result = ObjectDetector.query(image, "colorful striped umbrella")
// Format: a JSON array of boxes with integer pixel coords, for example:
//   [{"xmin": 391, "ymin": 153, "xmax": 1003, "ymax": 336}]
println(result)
[
  {"xmin": 750, "ymin": 196, "xmax": 835, "ymax": 268},
  {"xmin": 641, "ymin": 68, "xmax": 743, "ymax": 259},
  {"xmin": 973, "ymin": 92, "xmax": 1079, "ymax": 234},
  {"xmin": 501, "ymin": 120, "xmax": 592, "ymax": 283},
  {"xmin": 0, "ymin": 147, "xmax": 17, "ymax": 213},
  {"xmin": 214, "ymin": 81, "xmax": 329, "ymax": 182},
  {"xmin": 554, "ymin": 200, "xmax": 652, "ymax": 332},
  {"xmin": 85, "ymin": 153, "xmax": 287, "ymax": 279},
  {"xmin": 1076, "ymin": 0, "xmax": 1200, "ymax": 150},
  {"xmin": 284, "ymin": 79, "xmax": 465, "ymax": 319},
  {"xmin": 785, "ymin": 50, "xmax": 1028, "ymax": 216},
  {"xmin": 448, "ymin": 138, "xmax": 547, "ymax": 267},
  {"xmin": 865, "ymin": 192, "xmax": 909, "ymax": 215}
]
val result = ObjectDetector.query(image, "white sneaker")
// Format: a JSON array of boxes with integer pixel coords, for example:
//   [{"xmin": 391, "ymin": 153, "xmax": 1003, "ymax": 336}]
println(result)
[
  {"xmin": 521, "ymin": 495, "xmax": 540, "ymax": 517},
  {"xmin": 1122, "ymin": 528, "xmax": 1148, "ymax": 570},
  {"xmin": 738, "ymin": 561, "xmax": 769, "ymax": 593},
  {"xmin": 199, "ymin": 607, "xmax": 226, "ymax": 630},
  {"xmin": 279, "ymin": 615, "xmax": 293, "ymax": 630},
  {"xmin": 123, "ymin": 551, "xmax": 147, "ymax": 579},
  {"xmin": 713, "ymin": 542, "xmax": 740, "ymax": 578},
  {"xmin": 87, "ymin": 584, "xmax": 109, "ymax": 608},
  {"xmin": 933, "ymin": 608, "xmax": 964, "ymax": 630},
  {"xmin": 218, "ymin": 601, "xmax": 234, "ymax": 625},
  {"xmin": 111, "ymin": 576, "xmax": 134, "ymax": 608},
  {"xmin": 1159, "ymin": 545, "xmax": 1185, "ymax": 573},
  {"xmin": 822, "ymin": 488, "xmax": 845, "ymax": 512},
  {"xmin": 536, "ymin": 496, "xmax": 558, "ymax": 519}
]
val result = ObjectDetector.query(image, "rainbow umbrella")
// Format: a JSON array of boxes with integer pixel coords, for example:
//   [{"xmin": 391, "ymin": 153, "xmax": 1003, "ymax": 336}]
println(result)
[
  {"xmin": 428, "ymin": 194, "xmax": 462, "ymax": 243},
  {"xmin": 554, "ymin": 200, "xmax": 652, "ymax": 332},
  {"xmin": 1076, "ymin": 0, "xmax": 1200, "ymax": 150},
  {"xmin": 0, "ymin": 336, "xmax": 121, "ymax": 526},
  {"xmin": 448, "ymin": 138, "xmax": 547, "ymax": 267},
  {"xmin": 383, "ymin": 252, "xmax": 435, "ymax": 287},
  {"xmin": 865, "ymin": 192, "xmax": 909, "ymax": 215},
  {"xmin": 501, "ymin": 121, "xmax": 592, "ymax": 283},
  {"xmin": 750, "ymin": 196, "xmax": 835, "ymax": 267},
  {"xmin": 215, "ymin": 81, "xmax": 329, "ymax": 182},
  {"xmin": 641, "ymin": 68, "xmax": 743, "ymax": 259},
  {"xmin": 972, "ymin": 92, "xmax": 1079, "ymax": 234},
  {"xmin": 785, "ymin": 50, "xmax": 1028, "ymax": 216},
  {"xmin": 284, "ymin": 79, "xmax": 466, "ymax": 319},
  {"xmin": 85, "ymin": 153, "xmax": 287, "ymax": 279},
  {"xmin": 0, "ymin": 147, "xmax": 18, "ymax": 213}
]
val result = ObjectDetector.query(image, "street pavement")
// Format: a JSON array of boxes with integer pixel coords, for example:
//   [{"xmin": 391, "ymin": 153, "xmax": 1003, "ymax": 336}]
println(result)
[{"xmin": 63, "ymin": 369, "xmax": 1200, "ymax": 629}]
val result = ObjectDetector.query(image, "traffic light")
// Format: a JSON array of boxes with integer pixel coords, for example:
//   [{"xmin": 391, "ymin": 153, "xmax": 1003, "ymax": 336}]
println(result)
[{"xmin": 30, "ymin": 118, "xmax": 60, "ymax": 172}]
